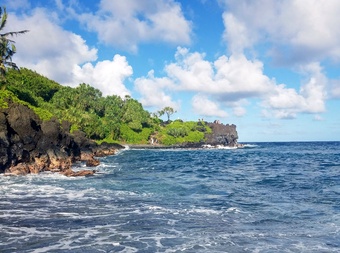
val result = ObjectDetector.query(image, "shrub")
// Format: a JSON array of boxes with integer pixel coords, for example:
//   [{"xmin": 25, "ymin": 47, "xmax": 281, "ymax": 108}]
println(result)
[{"xmin": 120, "ymin": 124, "xmax": 153, "ymax": 144}]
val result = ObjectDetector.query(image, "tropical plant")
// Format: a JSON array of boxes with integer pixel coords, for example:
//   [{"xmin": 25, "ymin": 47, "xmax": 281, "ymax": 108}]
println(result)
[
  {"xmin": 6, "ymin": 68, "xmax": 61, "ymax": 102},
  {"xmin": 121, "ymin": 97, "xmax": 152, "ymax": 131},
  {"xmin": 158, "ymin": 106, "xmax": 176, "ymax": 121},
  {"xmin": 0, "ymin": 7, "xmax": 28, "ymax": 83}
]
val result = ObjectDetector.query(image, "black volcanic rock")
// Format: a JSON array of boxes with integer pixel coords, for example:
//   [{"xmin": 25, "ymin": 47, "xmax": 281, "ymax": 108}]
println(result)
[
  {"xmin": 205, "ymin": 122, "xmax": 238, "ymax": 147},
  {"xmin": 0, "ymin": 102, "xmax": 123, "ymax": 175}
]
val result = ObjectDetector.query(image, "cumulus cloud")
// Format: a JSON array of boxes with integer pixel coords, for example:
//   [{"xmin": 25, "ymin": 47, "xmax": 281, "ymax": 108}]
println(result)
[
  {"xmin": 192, "ymin": 95, "xmax": 228, "ymax": 118},
  {"xmin": 166, "ymin": 47, "xmax": 274, "ymax": 98},
  {"xmin": 6, "ymin": 8, "xmax": 133, "ymax": 97},
  {"xmin": 262, "ymin": 62, "xmax": 327, "ymax": 118},
  {"xmin": 78, "ymin": 0, "xmax": 192, "ymax": 52},
  {"xmin": 217, "ymin": 0, "xmax": 335, "ymax": 119},
  {"xmin": 70, "ymin": 55, "xmax": 133, "ymax": 97},
  {"xmin": 7, "ymin": 8, "xmax": 97, "ymax": 83},
  {"xmin": 163, "ymin": 47, "xmax": 273, "ymax": 117},
  {"xmin": 134, "ymin": 70, "xmax": 179, "ymax": 110},
  {"xmin": 138, "ymin": 47, "xmax": 329, "ymax": 119},
  {"xmin": 222, "ymin": 13, "xmax": 255, "ymax": 55},
  {"xmin": 221, "ymin": 0, "xmax": 340, "ymax": 63}
]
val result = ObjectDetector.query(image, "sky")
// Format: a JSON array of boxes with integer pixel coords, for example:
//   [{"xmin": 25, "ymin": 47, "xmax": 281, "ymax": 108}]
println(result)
[{"xmin": 3, "ymin": 0, "xmax": 340, "ymax": 142}]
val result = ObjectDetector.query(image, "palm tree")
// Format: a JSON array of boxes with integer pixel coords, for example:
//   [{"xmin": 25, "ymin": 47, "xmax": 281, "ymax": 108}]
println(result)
[{"xmin": 0, "ymin": 6, "xmax": 28, "ymax": 82}]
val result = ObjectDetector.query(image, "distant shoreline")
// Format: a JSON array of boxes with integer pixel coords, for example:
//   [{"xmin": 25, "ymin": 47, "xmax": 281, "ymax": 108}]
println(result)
[{"xmin": 125, "ymin": 143, "xmax": 244, "ymax": 150}]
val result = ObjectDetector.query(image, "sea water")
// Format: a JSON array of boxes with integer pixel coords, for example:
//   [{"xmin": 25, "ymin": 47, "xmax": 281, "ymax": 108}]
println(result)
[{"xmin": 0, "ymin": 142, "xmax": 339, "ymax": 252}]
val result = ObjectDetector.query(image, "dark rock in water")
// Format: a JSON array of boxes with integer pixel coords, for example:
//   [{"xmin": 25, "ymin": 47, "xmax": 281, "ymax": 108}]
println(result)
[
  {"xmin": 0, "ymin": 102, "xmax": 123, "ymax": 176},
  {"xmin": 86, "ymin": 158, "xmax": 100, "ymax": 167},
  {"xmin": 205, "ymin": 122, "xmax": 238, "ymax": 147},
  {"xmin": 93, "ymin": 142, "xmax": 123, "ymax": 157},
  {"xmin": 61, "ymin": 168, "xmax": 96, "ymax": 177}
]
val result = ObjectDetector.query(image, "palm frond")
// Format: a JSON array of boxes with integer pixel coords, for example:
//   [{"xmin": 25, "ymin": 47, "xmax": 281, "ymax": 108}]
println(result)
[
  {"xmin": 0, "ymin": 7, "xmax": 7, "ymax": 31},
  {"xmin": 1, "ymin": 30, "xmax": 29, "ymax": 37},
  {"xmin": 0, "ymin": 6, "xmax": 28, "ymax": 79}
]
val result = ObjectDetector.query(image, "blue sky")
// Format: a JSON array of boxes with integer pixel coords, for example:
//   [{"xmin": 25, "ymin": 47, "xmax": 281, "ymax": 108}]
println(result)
[{"xmin": 4, "ymin": 0, "xmax": 340, "ymax": 142}]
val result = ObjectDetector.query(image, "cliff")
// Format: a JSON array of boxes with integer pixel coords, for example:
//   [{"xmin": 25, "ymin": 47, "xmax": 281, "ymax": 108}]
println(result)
[
  {"xmin": 205, "ymin": 122, "xmax": 238, "ymax": 147},
  {"xmin": 0, "ymin": 102, "xmax": 123, "ymax": 176}
]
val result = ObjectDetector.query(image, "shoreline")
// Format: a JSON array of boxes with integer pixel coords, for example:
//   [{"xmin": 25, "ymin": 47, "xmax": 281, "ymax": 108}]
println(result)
[{"xmin": 126, "ymin": 143, "xmax": 245, "ymax": 150}]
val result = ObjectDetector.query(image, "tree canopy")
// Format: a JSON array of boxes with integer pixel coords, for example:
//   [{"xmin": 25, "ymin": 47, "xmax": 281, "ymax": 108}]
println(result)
[
  {"xmin": 1, "ymin": 67, "xmax": 212, "ymax": 145},
  {"xmin": 0, "ymin": 6, "xmax": 211, "ymax": 145},
  {"xmin": 158, "ymin": 106, "xmax": 176, "ymax": 121}
]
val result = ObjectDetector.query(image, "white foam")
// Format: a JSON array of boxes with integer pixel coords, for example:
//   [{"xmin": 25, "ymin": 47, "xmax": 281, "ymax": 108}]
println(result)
[
  {"xmin": 243, "ymin": 144, "xmax": 259, "ymax": 148},
  {"xmin": 226, "ymin": 207, "xmax": 242, "ymax": 213}
]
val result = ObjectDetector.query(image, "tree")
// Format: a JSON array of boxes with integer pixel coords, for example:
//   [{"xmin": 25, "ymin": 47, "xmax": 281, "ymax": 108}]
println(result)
[
  {"xmin": 0, "ymin": 7, "xmax": 28, "ymax": 82},
  {"xmin": 121, "ymin": 97, "xmax": 151, "ymax": 131},
  {"xmin": 158, "ymin": 106, "xmax": 176, "ymax": 121}
]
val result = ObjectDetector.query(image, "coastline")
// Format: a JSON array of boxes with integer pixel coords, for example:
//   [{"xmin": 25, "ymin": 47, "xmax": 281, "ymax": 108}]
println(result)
[
  {"xmin": 1, "ymin": 102, "xmax": 240, "ymax": 176},
  {"xmin": 126, "ymin": 143, "xmax": 244, "ymax": 150}
]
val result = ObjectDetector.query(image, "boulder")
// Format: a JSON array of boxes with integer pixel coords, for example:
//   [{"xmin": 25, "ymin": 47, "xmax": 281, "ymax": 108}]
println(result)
[
  {"xmin": 86, "ymin": 158, "xmax": 100, "ymax": 167},
  {"xmin": 61, "ymin": 168, "xmax": 96, "ymax": 177}
]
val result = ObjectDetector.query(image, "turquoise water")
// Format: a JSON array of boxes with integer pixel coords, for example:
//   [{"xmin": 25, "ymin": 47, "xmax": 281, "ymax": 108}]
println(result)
[{"xmin": 0, "ymin": 142, "xmax": 339, "ymax": 252}]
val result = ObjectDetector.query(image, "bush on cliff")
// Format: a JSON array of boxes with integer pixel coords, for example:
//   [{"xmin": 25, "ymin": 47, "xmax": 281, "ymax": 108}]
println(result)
[{"xmin": 156, "ymin": 120, "xmax": 211, "ymax": 145}]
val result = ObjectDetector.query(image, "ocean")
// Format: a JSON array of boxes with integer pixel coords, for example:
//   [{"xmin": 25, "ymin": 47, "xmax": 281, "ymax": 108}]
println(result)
[{"xmin": 0, "ymin": 142, "xmax": 339, "ymax": 252}]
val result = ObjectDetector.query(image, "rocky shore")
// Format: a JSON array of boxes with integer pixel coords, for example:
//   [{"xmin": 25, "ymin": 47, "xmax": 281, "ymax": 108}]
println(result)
[
  {"xmin": 0, "ymin": 102, "xmax": 124, "ymax": 176},
  {"xmin": 128, "ymin": 121, "xmax": 240, "ymax": 149},
  {"xmin": 0, "ymin": 102, "xmax": 240, "ymax": 176}
]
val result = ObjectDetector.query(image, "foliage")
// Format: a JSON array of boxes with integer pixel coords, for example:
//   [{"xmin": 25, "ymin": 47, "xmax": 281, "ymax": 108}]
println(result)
[
  {"xmin": 0, "ymin": 89, "xmax": 53, "ymax": 120},
  {"xmin": 0, "ymin": 7, "xmax": 215, "ymax": 146},
  {"xmin": 121, "ymin": 96, "xmax": 151, "ymax": 131},
  {"xmin": 120, "ymin": 124, "xmax": 153, "ymax": 144},
  {"xmin": 2, "ymin": 66, "xmax": 212, "ymax": 145},
  {"xmin": 6, "ymin": 68, "xmax": 61, "ymax": 102},
  {"xmin": 0, "ymin": 7, "xmax": 28, "ymax": 83},
  {"xmin": 0, "ymin": 89, "xmax": 21, "ymax": 107},
  {"xmin": 155, "ymin": 120, "xmax": 211, "ymax": 145},
  {"xmin": 158, "ymin": 106, "xmax": 176, "ymax": 121}
]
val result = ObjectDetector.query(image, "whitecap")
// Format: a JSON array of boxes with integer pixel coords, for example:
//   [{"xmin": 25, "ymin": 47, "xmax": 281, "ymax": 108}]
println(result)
[{"xmin": 226, "ymin": 207, "xmax": 242, "ymax": 213}]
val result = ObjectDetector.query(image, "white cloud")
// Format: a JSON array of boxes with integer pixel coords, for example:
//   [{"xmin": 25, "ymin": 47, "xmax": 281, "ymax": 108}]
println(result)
[
  {"xmin": 79, "ymin": 0, "xmax": 192, "ymax": 52},
  {"xmin": 138, "ymin": 47, "xmax": 329, "ymax": 119},
  {"xmin": 221, "ymin": 0, "xmax": 340, "ymax": 63},
  {"xmin": 134, "ymin": 70, "xmax": 179, "ymax": 110},
  {"xmin": 70, "ymin": 55, "xmax": 133, "ymax": 97},
  {"xmin": 262, "ymin": 62, "xmax": 327, "ymax": 118},
  {"xmin": 192, "ymin": 95, "xmax": 228, "ymax": 118},
  {"xmin": 7, "ymin": 8, "xmax": 97, "ymax": 83},
  {"xmin": 166, "ymin": 47, "xmax": 274, "ymax": 98},
  {"xmin": 222, "ymin": 13, "xmax": 255, "ymax": 55},
  {"xmin": 214, "ymin": 54, "xmax": 274, "ymax": 98},
  {"xmin": 6, "ymin": 8, "xmax": 133, "ymax": 97},
  {"xmin": 298, "ymin": 62, "xmax": 327, "ymax": 113}
]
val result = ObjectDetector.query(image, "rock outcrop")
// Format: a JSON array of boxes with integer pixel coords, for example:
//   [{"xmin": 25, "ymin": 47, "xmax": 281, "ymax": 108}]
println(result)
[
  {"xmin": 0, "ymin": 102, "xmax": 123, "ymax": 176},
  {"xmin": 205, "ymin": 122, "xmax": 239, "ymax": 147},
  {"xmin": 142, "ymin": 121, "xmax": 240, "ymax": 149}
]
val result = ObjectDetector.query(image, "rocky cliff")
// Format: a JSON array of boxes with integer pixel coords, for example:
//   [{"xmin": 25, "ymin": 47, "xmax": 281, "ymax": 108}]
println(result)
[
  {"xmin": 0, "ymin": 102, "xmax": 123, "ymax": 176},
  {"xmin": 205, "ymin": 122, "xmax": 238, "ymax": 147}
]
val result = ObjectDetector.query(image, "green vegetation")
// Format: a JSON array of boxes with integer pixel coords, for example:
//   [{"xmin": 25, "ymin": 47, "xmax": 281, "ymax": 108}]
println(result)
[
  {"xmin": 0, "ymin": 68, "xmax": 212, "ymax": 145},
  {"xmin": 0, "ymin": 5, "xmax": 212, "ymax": 145},
  {"xmin": 155, "ymin": 120, "xmax": 211, "ymax": 145},
  {"xmin": 157, "ymin": 106, "xmax": 176, "ymax": 121}
]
